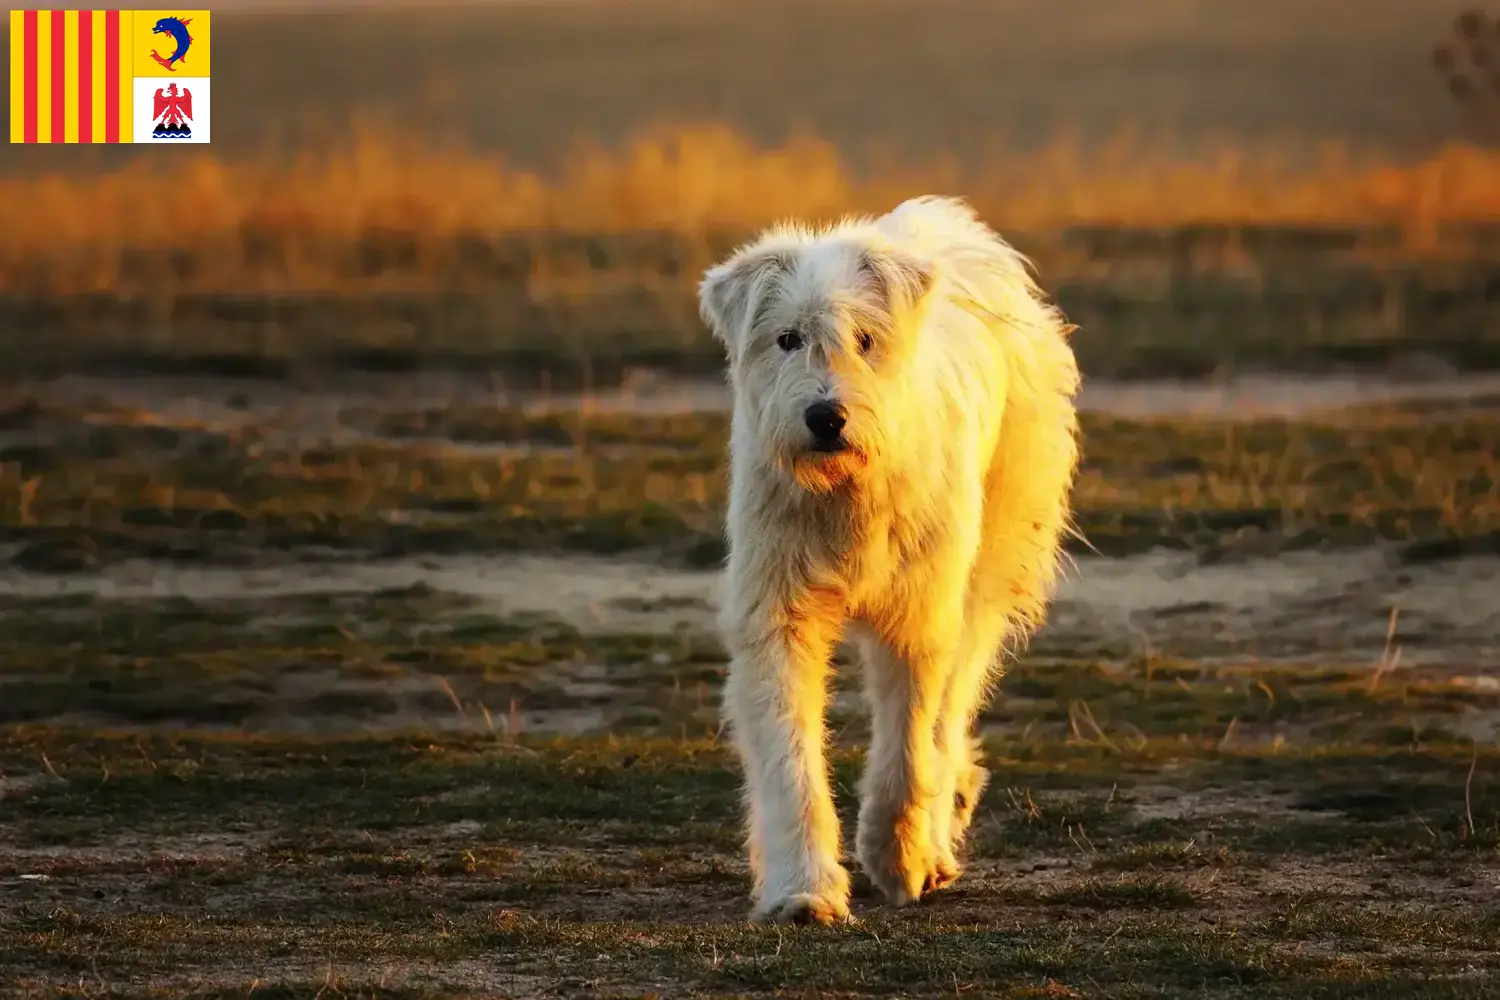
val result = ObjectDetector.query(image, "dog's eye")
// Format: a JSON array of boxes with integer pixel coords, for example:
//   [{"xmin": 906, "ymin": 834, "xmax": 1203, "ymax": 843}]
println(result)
[
  {"xmin": 776, "ymin": 331, "xmax": 804, "ymax": 352},
  {"xmin": 857, "ymin": 331, "xmax": 875, "ymax": 354}
]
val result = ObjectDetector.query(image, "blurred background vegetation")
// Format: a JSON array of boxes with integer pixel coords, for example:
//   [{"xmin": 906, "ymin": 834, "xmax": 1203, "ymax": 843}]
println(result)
[{"xmin": 2, "ymin": 0, "xmax": 1497, "ymax": 382}]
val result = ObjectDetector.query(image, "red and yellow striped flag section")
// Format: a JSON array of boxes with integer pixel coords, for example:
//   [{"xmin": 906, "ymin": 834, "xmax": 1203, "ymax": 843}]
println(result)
[
  {"xmin": 10, "ymin": 10, "xmax": 132, "ymax": 143},
  {"xmin": 10, "ymin": 10, "xmax": 212, "ymax": 144}
]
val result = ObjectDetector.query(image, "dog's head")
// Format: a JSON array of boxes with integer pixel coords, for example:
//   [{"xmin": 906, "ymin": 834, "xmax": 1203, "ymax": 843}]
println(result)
[{"xmin": 698, "ymin": 223, "xmax": 936, "ymax": 493}]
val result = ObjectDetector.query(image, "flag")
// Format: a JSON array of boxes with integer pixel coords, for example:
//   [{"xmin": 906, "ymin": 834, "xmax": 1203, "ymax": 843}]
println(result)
[
  {"xmin": 129, "ymin": 9, "xmax": 211, "ymax": 143},
  {"xmin": 9, "ymin": 9, "xmax": 211, "ymax": 144}
]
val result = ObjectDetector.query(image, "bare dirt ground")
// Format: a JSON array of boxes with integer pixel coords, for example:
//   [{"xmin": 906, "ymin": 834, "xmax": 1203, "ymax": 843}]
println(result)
[
  {"xmin": 19, "ymin": 370, "xmax": 1500, "ymax": 427},
  {"xmin": 2, "ymin": 544, "xmax": 1496, "ymax": 672}
]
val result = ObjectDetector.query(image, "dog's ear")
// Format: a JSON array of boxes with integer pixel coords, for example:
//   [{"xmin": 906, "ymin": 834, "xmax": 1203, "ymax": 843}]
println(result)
[
  {"xmin": 860, "ymin": 245, "xmax": 935, "ymax": 321},
  {"xmin": 699, "ymin": 247, "xmax": 791, "ymax": 349}
]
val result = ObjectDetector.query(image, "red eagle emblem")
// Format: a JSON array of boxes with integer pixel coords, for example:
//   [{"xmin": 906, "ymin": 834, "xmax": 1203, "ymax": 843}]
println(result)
[{"xmin": 151, "ymin": 82, "xmax": 194, "ymax": 139}]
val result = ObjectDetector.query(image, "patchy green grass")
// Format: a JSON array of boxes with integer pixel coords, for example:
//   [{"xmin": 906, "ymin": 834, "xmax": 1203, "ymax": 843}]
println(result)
[
  {"xmin": 0, "ymin": 582, "xmax": 1495, "ymax": 743},
  {"xmin": 2, "ymin": 397, "xmax": 1498, "ymax": 572},
  {"xmin": 1, "ymin": 731, "xmax": 1497, "ymax": 997},
  {"xmin": 0, "ymin": 588, "xmax": 726, "ymax": 735}
]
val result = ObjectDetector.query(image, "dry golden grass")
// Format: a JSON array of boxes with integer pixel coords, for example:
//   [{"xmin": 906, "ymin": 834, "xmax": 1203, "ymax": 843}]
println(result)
[{"xmin": 4, "ymin": 124, "xmax": 1500, "ymax": 296}]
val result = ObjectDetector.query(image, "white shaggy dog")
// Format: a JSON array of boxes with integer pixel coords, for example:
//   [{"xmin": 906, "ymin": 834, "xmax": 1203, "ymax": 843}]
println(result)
[{"xmin": 698, "ymin": 196, "xmax": 1081, "ymax": 924}]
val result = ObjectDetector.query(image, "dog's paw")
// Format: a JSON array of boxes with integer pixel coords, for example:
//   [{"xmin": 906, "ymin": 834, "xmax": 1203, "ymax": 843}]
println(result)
[
  {"xmin": 857, "ymin": 805, "xmax": 936, "ymax": 907},
  {"xmin": 924, "ymin": 851, "xmax": 960, "ymax": 893},
  {"xmin": 923, "ymin": 852, "xmax": 962, "ymax": 895},
  {"xmin": 750, "ymin": 891, "xmax": 852, "ymax": 926}
]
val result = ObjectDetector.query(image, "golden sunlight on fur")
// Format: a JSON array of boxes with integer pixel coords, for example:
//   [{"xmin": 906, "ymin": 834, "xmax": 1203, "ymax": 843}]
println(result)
[{"xmin": 698, "ymin": 195, "xmax": 1082, "ymax": 924}]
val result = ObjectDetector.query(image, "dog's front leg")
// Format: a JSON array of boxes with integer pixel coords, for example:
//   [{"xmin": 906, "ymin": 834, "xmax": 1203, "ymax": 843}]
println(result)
[
  {"xmin": 721, "ymin": 600, "xmax": 850, "ymax": 925},
  {"xmin": 855, "ymin": 630, "xmax": 955, "ymax": 907}
]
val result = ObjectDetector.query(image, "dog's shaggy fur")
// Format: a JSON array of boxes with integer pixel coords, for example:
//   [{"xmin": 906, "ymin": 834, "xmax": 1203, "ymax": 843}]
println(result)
[{"xmin": 698, "ymin": 196, "xmax": 1081, "ymax": 924}]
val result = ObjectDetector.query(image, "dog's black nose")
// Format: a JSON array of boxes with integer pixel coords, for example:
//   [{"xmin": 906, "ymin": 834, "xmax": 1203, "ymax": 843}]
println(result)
[{"xmin": 804, "ymin": 401, "xmax": 847, "ymax": 442}]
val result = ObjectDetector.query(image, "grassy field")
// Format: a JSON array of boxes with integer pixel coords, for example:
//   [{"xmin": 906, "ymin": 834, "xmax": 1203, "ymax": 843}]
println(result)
[
  {"xmin": 1, "ymin": 385, "xmax": 1500, "ymax": 571},
  {"xmin": 3, "ymin": 731, "xmax": 1497, "ymax": 998},
  {"xmin": 1, "ymin": 378, "xmax": 1498, "ymax": 997}
]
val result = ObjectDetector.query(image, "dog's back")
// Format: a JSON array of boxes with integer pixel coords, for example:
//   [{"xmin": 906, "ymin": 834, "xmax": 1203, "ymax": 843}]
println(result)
[
  {"xmin": 882, "ymin": 195, "xmax": 1082, "ymax": 642},
  {"xmin": 877, "ymin": 196, "xmax": 1049, "ymax": 326}
]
